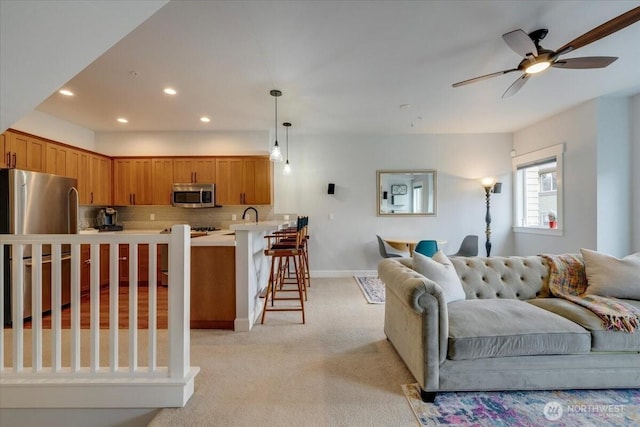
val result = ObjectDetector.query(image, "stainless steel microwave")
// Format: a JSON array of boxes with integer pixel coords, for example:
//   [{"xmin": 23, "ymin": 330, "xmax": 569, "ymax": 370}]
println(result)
[{"xmin": 171, "ymin": 183, "xmax": 217, "ymax": 208}]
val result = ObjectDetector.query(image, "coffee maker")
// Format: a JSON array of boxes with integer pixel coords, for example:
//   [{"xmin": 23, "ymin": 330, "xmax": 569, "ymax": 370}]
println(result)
[
  {"xmin": 105, "ymin": 207, "xmax": 117, "ymax": 226},
  {"xmin": 96, "ymin": 207, "xmax": 122, "ymax": 231}
]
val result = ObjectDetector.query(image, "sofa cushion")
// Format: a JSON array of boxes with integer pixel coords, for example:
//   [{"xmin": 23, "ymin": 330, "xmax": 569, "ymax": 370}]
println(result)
[
  {"xmin": 450, "ymin": 256, "xmax": 550, "ymax": 300},
  {"xmin": 413, "ymin": 250, "xmax": 466, "ymax": 303},
  {"xmin": 581, "ymin": 249, "xmax": 640, "ymax": 300},
  {"xmin": 528, "ymin": 298, "xmax": 640, "ymax": 351},
  {"xmin": 447, "ymin": 299, "xmax": 590, "ymax": 360}
]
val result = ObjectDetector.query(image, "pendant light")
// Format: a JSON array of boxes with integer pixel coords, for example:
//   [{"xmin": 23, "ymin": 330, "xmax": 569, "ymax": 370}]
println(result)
[
  {"xmin": 283, "ymin": 122, "xmax": 292, "ymax": 175},
  {"xmin": 269, "ymin": 89, "xmax": 283, "ymax": 162}
]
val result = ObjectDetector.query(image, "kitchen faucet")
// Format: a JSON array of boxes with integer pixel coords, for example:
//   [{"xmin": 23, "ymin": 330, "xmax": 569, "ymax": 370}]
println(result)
[{"xmin": 242, "ymin": 206, "xmax": 259, "ymax": 223}]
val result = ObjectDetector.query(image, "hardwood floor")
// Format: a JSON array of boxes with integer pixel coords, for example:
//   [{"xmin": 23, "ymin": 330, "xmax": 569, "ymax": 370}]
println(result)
[{"xmin": 19, "ymin": 284, "xmax": 168, "ymax": 329}]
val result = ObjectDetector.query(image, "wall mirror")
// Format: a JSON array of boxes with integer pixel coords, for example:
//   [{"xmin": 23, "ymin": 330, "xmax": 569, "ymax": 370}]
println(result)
[{"xmin": 377, "ymin": 170, "xmax": 437, "ymax": 216}]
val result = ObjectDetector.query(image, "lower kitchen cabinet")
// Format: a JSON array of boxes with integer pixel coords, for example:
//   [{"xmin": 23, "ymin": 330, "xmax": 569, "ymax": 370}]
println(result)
[
  {"xmin": 190, "ymin": 246, "xmax": 236, "ymax": 329},
  {"xmin": 117, "ymin": 244, "xmax": 162, "ymax": 285},
  {"xmin": 80, "ymin": 244, "xmax": 112, "ymax": 294}
]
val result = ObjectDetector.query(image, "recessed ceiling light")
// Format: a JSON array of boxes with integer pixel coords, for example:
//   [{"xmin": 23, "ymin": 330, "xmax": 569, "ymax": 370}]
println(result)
[
  {"xmin": 399, "ymin": 104, "xmax": 412, "ymax": 109},
  {"xmin": 200, "ymin": 116, "xmax": 211, "ymax": 123},
  {"xmin": 163, "ymin": 87, "xmax": 177, "ymax": 95},
  {"xmin": 59, "ymin": 89, "xmax": 74, "ymax": 96},
  {"xmin": 117, "ymin": 118, "xmax": 128, "ymax": 124}
]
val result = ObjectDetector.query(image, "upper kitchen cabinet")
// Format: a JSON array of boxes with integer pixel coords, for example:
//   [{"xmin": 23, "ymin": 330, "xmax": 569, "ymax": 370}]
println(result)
[
  {"xmin": 0, "ymin": 133, "xmax": 6, "ymax": 168},
  {"xmin": 45, "ymin": 142, "xmax": 70, "ymax": 176},
  {"xmin": 215, "ymin": 157, "xmax": 272, "ymax": 205},
  {"xmin": 113, "ymin": 158, "xmax": 152, "ymax": 206},
  {"xmin": 3, "ymin": 130, "xmax": 46, "ymax": 172},
  {"xmin": 86, "ymin": 154, "xmax": 112, "ymax": 205},
  {"xmin": 152, "ymin": 158, "xmax": 174, "ymax": 205},
  {"xmin": 173, "ymin": 158, "xmax": 216, "ymax": 184}
]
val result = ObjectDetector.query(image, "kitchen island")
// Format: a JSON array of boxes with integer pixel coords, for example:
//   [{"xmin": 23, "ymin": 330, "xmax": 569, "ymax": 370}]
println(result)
[{"xmin": 189, "ymin": 220, "xmax": 291, "ymax": 331}]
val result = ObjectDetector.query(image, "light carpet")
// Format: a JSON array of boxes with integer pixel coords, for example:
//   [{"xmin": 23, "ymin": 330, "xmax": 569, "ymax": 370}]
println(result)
[
  {"xmin": 353, "ymin": 276, "xmax": 385, "ymax": 304},
  {"xmin": 403, "ymin": 383, "xmax": 640, "ymax": 426}
]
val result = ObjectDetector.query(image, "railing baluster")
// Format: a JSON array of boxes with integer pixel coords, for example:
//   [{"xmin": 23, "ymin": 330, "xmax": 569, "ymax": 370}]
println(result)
[
  {"xmin": 148, "ymin": 243, "xmax": 158, "ymax": 372},
  {"xmin": 129, "ymin": 243, "xmax": 138, "ymax": 372},
  {"xmin": 109, "ymin": 243, "xmax": 118, "ymax": 372},
  {"xmin": 51, "ymin": 244, "xmax": 62, "ymax": 372},
  {"xmin": 32, "ymin": 244, "xmax": 43, "ymax": 372},
  {"xmin": 70, "ymin": 243, "xmax": 81, "ymax": 372},
  {"xmin": 90, "ymin": 243, "xmax": 100, "ymax": 372},
  {"xmin": 11, "ymin": 244, "xmax": 24, "ymax": 372},
  {"xmin": 0, "ymin": 244, "xmax": 4, "ymax": 370}
]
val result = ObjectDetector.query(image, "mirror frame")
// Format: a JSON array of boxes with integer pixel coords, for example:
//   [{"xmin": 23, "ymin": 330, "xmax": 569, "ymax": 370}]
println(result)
[{"xmin": 377, "ymin": 169, "xmax": 437, "ymax": 216}]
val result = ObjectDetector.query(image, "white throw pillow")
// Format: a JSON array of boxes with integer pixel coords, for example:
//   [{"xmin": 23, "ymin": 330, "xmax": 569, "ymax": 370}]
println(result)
[
  {"xmin": 413, "ymin": 250, "xmax": 466, "ymax": 303},
  {"xmin": 581, "ymin": 249, "xmax": 640, "ymax": 300}
]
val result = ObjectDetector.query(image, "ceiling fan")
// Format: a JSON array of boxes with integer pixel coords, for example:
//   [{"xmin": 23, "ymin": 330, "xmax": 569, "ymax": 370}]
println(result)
[{"xmin": 452, "ymin": 6, "xmax": 640, "ymax": 98}]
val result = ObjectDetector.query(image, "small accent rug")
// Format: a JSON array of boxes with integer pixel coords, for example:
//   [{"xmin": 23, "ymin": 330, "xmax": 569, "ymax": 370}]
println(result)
[
  {"xmin": 353, "ymin": 276, "xmax": 385, "ymax": 304},
  {"xmin": 402, "ymin": 383, "xmax": 640, "ymax": 426}
]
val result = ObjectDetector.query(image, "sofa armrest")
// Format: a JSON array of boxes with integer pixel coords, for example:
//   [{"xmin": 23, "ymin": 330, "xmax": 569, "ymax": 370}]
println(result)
[{"xmin": 378, "ymin": 258, "xmax": 449, "ymax": 390}]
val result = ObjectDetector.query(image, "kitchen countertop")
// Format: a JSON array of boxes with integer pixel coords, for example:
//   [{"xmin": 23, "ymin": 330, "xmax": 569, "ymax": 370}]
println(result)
[
  {"xmin": 230, "ymin": 220, "xmax": 293, "ymax": 232},
  {"xmin": 190, "ymin": 229, "xmax": 236, "ymax": 247},
  {"xmin": 79, "ymin": 228, "xmax": 235, "ymax": 247}
]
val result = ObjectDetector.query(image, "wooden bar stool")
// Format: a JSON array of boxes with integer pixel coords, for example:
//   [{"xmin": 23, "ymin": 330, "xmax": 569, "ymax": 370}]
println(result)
[
  {"xmin": 272, "ymin": 216, "xmax": 310, "ymax": 295},
  {"xmin": 261, "ymin": 219, "xmax": 307, "ymax": 324}
]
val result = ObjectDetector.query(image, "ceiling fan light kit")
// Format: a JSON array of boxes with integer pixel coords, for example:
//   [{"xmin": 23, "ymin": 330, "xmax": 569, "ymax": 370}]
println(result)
[{"xmin": 452, "ymin": 6, "xmax": 640, "ymax": 97}]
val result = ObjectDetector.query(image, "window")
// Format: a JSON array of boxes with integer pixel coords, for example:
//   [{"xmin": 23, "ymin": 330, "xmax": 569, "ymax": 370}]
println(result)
[
  {"xmin": 512, "ymin": 144, "xmax": 564, "ymax": 234},
  {"xmin": 412, "ymin": 184, "xmax": 422, "ymax": 213}
]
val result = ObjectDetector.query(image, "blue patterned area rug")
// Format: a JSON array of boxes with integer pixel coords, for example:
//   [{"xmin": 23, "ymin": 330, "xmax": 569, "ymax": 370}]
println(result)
[
  {"xmin": 353, "ymin": 276, "xmax": 385, "ymax": 304},
  {"xmin": 402, "ymin": 384, "xmax": 640, "ymax": 426}
]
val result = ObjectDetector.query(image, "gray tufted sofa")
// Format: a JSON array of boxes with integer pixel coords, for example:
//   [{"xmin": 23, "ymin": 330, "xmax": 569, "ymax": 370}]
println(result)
[{"xmin": 378, "ymin": 256, "xmax": 640, "ymax": 402}]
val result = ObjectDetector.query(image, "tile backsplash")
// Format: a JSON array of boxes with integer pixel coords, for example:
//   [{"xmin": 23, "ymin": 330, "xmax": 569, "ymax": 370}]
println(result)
[{"xmin": 79, "ymin": 205, "xmax": 290, "ymax": 231}]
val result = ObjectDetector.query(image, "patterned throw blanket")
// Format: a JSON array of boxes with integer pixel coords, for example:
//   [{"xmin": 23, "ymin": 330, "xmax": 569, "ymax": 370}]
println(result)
[{"xmin": 540, "ymin": 254, "xmax": 640, "ymax": 333}]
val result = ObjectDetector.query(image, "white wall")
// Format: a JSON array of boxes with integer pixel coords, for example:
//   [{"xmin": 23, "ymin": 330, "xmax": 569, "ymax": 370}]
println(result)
[
  {"xmin": 513, "ymin": 96, "xmax": 636, "ymax": 257},
  {"xmin": 274, "ymin": 133, "xmax": 513, "ymax": 274},
  {"xmin": 95, "ymin": 131, "xmax": 269, "ymax": 156},
  {"xmin": 513, "ymin": 101, "xmax": 598, "ymax": 255},
  {"xmin": 12, "ymin": 110, "xmax": 96, "ymax": 151},
  {"xmin": 632, "ymin": 93, "xmax": 640, "ymax": 253},
  {"xmin": 595, "ymin": 97, "xmax": 631, "ymax": 257}
]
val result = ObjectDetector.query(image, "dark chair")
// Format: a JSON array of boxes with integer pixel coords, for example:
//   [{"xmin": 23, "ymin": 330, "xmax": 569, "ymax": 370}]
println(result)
[
  {"xmin": 448, "ymin": 235, "xmax": 478, "ymax": 257},
  {"xmin": 376, "ymin": 235, "xmax": 408, "ymax": 258},
  {"xmin": 414, "ymin": 240, "xmax": 438, "ymax": 257}
]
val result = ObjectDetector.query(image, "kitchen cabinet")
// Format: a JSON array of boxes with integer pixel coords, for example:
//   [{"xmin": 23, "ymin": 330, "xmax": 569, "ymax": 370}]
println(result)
[
  {"xmin": 3, "ymin": 131, "xmax": 46, "ymax": 172},
  {"xmin": 113, "ymin": 158, "xmax": 152, "ymax": 206},
  {"xmin": 152, "ymin": 158, "xmax": 174, "ymax": 205},
  {"xmin": 190, "ymin": 246, "xmax": 236, "ymax": 329},
  {"xmin": 117, "ymin": 244, "xmax": 161, "ymax": 285},
  {"xmin": 173, "ymin": 158, "xmax": 216, "ymax": 184},
  {"xmin": 45, "ymin": 142, "xmax": 70, "ymax": 176},
  {"xmin": 0, "ymin": 133, "xmax": 6, "ymax": 168},
  {"xmin": 80, "ymin": 244, "xmax": 111, "ymax": 295},
  {"xmin": 88, "ymin": 154, "xmax": 111, "ymax": 205},
  {"xmin": 215, "ymin": 157, "xmax": 271, "ymax": 205}
]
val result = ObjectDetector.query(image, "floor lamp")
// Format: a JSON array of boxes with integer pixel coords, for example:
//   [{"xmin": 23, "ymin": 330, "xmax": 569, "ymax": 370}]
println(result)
[{"xmin": 481, "ymin": 178, "xmax": 502, "ymax": 257}]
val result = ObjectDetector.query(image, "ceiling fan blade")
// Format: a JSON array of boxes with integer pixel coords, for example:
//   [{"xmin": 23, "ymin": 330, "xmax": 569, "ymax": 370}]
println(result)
[
  {"xmin": 502, "ymin": 74, "xmax": 529, "ymax": 98},
  {"xmin": 552, "ymin": 56, "xmax": 618, "ymax": 69},
  {"xmin": 502, "ymin": 29, "xmax": 538, "ymax": 57},
  {"xmin": 452, "ymin": 68, "xmax": 519, "ymax": 88},
  {"xmin": 556, "ymin": 6, "xmax": 640, "ymax": 55}
]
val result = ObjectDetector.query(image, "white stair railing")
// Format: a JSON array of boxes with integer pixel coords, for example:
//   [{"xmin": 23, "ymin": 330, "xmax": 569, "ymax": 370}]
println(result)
[{"xmin": 0, "ymin": 225, "xmax": 198, "ymax": 408}]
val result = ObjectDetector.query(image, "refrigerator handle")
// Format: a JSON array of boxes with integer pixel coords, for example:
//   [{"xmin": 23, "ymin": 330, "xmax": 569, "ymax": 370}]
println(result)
[
  {"xmin": 68, "ymin": 187, "xmax": 79, "ymax": 234},
  {"xmin": 17, "ymin": 170, "xmax": 27, "ymax": 233}
]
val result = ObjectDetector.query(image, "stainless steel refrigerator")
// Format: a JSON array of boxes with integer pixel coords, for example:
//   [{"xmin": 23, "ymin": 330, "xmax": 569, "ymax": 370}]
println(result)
[{"xmin": 1, "ymin": 168, "xmax": 79, "ymax": 325}]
